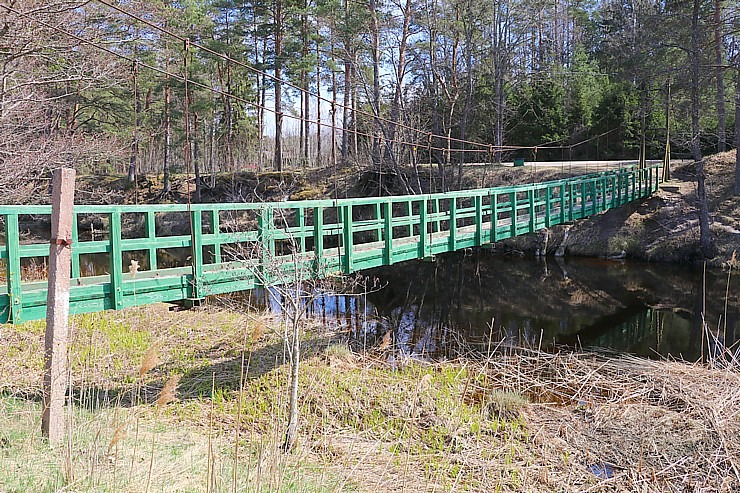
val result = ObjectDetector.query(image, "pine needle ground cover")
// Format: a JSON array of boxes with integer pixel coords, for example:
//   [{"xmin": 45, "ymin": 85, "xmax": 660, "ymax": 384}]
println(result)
[{"xmin": 1, "ymin": 304, "xmax": 738, "ymax": 492}]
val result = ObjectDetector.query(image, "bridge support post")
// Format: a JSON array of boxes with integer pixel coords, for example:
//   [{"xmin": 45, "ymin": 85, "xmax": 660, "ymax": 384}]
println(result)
[{"xmin": 42, "ymin": 168, "xmax": 75, "ymax": 445}]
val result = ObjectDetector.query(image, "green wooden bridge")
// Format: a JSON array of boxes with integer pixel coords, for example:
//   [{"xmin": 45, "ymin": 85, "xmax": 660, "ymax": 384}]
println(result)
[{"xmin": 0, "ymin": 164, "xmax": 663, "ymax": 324}]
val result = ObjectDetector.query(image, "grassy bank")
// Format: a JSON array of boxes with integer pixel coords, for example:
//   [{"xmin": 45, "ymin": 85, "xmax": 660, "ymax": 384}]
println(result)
[{"xmin": 1, "ymin": 304, "xmax": 739, "ymax": 492}]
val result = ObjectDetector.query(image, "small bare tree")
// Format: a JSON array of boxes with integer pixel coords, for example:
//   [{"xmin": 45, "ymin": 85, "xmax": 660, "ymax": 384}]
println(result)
[{"xmin": 219, "ymin": 203, "xmax": 364, "ymax": 452}]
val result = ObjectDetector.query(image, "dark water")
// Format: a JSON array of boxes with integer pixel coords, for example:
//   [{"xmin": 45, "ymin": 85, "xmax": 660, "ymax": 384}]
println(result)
[{"xmin": 257, "ymin": 252, "xmax": 738, "ymax": 361}]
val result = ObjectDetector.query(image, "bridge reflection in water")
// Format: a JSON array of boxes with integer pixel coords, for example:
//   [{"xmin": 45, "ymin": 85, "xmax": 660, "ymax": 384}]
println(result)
[{"xmin": 251, "ymin": 254, "xmax": 737, "ymax": 362}]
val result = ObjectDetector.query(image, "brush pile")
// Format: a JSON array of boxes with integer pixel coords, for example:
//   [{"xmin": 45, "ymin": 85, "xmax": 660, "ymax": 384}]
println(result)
[{"xmin": 482, "ymin": 350, "xmax": 740, "ymax": 491}]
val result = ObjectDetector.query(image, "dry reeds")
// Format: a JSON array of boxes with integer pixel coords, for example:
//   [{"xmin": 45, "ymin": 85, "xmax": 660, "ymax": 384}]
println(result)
[
  {"xmin": 154, "ymin": 374, "xmax": 181, "ymax": 410},
  {"xmin": 478, "ymin": 349, "xmax": 740, "ymax": 490},
  {"xmin": 138, "ymin": 344, "xmax": 160, "ymax": 378}
]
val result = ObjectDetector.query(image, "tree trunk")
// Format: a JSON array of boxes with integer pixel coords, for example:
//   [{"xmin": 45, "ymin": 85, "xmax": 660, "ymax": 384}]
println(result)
[
  {"xmin": 274, "ymin": 0, "xmax": 284, "ymax": 172},
  {"xmin": 331, "ymin": 61, "xmax": 338, "ymax": 169},
  {"xmin": 127, "ymin": 69, "xmax": 140, "ymax": 184},
  {"xmin": 458, "ymin": 0, "xmax": 475, "ymax": 189},
  {"xmin": 691, "ymin": 0, "xmax": 715, "ymax": 257},
  {"xmin": 193, "ymin": 111, "xmax": 202, "ymax": 203},
  {"xmin": 369, "ymin": 0, "xmax": 381, "ymax": 170},
  {"xmin": 302, "ymin": 12, "xmax": 310, "ymax": 166},
  {"xmin": 162, "ymin": 74, "xmax": 171, "ymax": 195},
  {"xmin": 385, "ymin": 0, "xmax": 413, "ymax": 168},
  {"xmin": 341, "ymin": 46, "xmax": 351, "ymax": 165},
  {"xmin": 316, "ymin": 39, "xmax": 322, "ymax": 167},
  {"xmin": 714, "ymin": 0, "xmax": 726, "ymax": 152},
  {"xmin": 735, "ymin": 66, "xmax": 739, "ymax": 195}
]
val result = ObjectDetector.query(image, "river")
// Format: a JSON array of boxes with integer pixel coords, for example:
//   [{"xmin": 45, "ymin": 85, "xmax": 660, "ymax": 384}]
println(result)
[{"xmin": 258, "ymin": 251, "xmax": 738, "ymax": 362}]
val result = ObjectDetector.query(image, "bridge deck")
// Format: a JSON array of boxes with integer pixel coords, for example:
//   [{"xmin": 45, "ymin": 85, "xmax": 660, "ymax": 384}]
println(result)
[{"xmin": 0, "ymin": 164, "xmax": 662, "ymax": 323}]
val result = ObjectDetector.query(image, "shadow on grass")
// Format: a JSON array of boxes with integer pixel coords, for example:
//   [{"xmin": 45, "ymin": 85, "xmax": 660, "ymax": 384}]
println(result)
[{"xmin": 1, "ymin": 333, "xmax": 340, "ymax": 412}]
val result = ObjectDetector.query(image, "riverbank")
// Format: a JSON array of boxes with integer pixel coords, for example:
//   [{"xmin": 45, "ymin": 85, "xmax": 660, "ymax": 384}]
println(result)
[{"xmin": 1, "ymin": 304, "xmax": 738, "ymax": 492}]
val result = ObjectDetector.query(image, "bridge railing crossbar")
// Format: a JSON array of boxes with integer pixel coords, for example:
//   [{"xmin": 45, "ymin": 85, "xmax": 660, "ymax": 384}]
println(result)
[{"xmin": 0, "ymin": 164, "xmax": 662, "ymax": 323}]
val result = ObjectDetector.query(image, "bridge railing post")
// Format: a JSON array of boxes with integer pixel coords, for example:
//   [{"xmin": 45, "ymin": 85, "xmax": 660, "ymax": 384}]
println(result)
[
  {"xmin": 189, "ymin": 210, "xmax": 204, "ymax": 299},
  {"xmin": 342, "ymin": 204, "xmax": 353, "ymax": 273},
  {"xmin": 5, "ymin": 213, "xmax": 22, "ymax": 323},
  {"xmin": 313, "ymin": 206, "xmax": 324, "ymax": 275},
  {"xmin": 382, "ymin": 201, "xmax": 393, "ymax": 265},
  {"xmin": 210, "ymin": 209, "xmax": 222, "ymax": 264},
  {"xmin": 448, "ymin": 197, "xmax": 457, "ymax": 250},
  {"xmin": 490, "ymin": 193, "xmax": 498, "ymax": 242},
  {"xmin": 109, "ymin": 210, "xmax": 123, "ymax": 310},
  {"xmin": 474, "ymin": 195, "xmax": 483, "ymax": 246},
  {"xmin": 257, "ymin": 206, "xmax": 274, "ymax": 286},
  {"xmin": 509, "ymin": 191, "xmax": 517, "ymax": 237},
  {"xmin": 145, "ymin": 211, "xmax": 157, "ymax": 272},
  {"xmin": 419, "ymin": 198, "xmax": 429, "ymax": 256}
]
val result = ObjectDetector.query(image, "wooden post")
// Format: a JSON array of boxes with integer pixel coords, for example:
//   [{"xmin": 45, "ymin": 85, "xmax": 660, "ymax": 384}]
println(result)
[{"xmin": 42, "ymin": 168, "xmax": 76, "ymax": 444}]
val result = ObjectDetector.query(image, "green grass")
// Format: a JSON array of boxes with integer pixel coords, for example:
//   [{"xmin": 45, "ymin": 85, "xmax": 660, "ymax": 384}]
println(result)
[{"xmin": 0, "ymin": 395, "xmax": 339, "ymax": 493}]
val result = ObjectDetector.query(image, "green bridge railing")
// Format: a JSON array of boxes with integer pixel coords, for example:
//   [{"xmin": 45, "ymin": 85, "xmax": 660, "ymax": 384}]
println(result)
[{"xmin": 0, "ymin": 164, "xmax": 662, "ymax": 324}]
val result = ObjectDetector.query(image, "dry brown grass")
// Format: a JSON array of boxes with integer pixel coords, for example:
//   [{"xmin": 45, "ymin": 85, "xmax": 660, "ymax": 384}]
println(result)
[{"xmin": 1, "ymin": 304, "xmax": 739, "ymax": 492}]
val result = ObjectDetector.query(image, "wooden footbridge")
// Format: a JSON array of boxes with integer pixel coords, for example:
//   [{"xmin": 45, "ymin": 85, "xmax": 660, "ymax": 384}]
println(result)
[{"xmin": 0, "ymin": 164, "xmax": 662, "ymax": 324}]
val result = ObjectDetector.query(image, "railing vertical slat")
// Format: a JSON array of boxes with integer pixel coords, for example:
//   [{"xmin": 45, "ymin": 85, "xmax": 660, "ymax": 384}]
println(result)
[
  {"xmin": 313, "ymin": 206, "xmax": 323, "ymax": 274},
  {"xmin": 432, "ymin": 198, "xmax": 440, "ymax": 233},
  {"xmin": 257, "ymin": 206, "xmax": 273, "ymax": 285},
  {"xmin": 406, "ymin": 200, "xmax": 413, "ymax": 237},
  {"xmin": 146, "ymin": 211, "xmax": 157, "ymax": 271},
  {"xmin": 383, "ymin": 201, "xmax": 393, "ymax": 265},
  {"xmin": 510, "ymin": 192, "xmax": 517, "ymax": 237},
  {"xmin": 420, "ymin": 198, "xmax": 429, "ymax": 256},
  {"xmin": 297, "ymin": 207, "xmax": 306, "ymax": 253},
  {"xmin": 545, "ymin": 187, "xmax": 552, "ymax": 227},
  {"xmin": 342, "ymin": 204, "xmax": 353, "ymax": 273},
  {"xmin": 210, "ymin": 209, "xmax": 221, "ymax": 264},
  {"xmin": 109, "ymin": 210, "xmax": 123, "ymax": 310},
  {"xmin": 374, "ymin": 203, "xmax": 382, "ymax": 241},
  {"xmin": 190, "ymin": 210, "xmax": 203, "ymax": 299},
  {"xmin": 448, "ymin": 198, "xmax": 457, "ymax": 251},
  {"xmin": 5, "ymin": 214, "xmax": 22, "ymax": 323},
  {"xmin": 560, "ymin": 184, "xmax": 566, "ymax": 223},
  {"xmin": 474, "ymin": 195, "xmax": 483, "ymax": 246},
  {"xmin": 528, "ymin": 190, "xmax": 535, "ymax": 232},
  {"xmin": 490, "ymin": 193, "xmax": 498, "ymax": 242},
  {"xmin": 71, "ymin": 213, "xmax": 80, "ymax": 279}
]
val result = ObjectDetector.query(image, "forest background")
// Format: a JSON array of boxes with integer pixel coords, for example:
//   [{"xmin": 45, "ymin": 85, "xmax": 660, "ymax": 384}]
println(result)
[{"xmin": 1, "ymin": 0, "xmax": 739, "ymax": 202}]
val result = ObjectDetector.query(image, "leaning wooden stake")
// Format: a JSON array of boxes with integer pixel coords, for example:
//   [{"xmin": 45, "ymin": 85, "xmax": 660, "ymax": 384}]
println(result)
[{"xmin": 42, "ymin": 168, "xmax": 76, "ymax": 444}]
